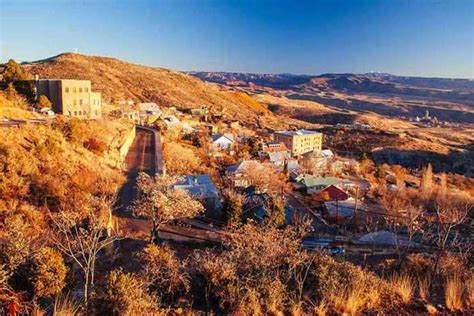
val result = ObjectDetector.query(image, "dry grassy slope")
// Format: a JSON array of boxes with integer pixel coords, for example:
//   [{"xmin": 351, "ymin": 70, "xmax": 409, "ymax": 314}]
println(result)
[{"xmin": 22, "ymin": 53, "xmax": 269, "ymax": 123}]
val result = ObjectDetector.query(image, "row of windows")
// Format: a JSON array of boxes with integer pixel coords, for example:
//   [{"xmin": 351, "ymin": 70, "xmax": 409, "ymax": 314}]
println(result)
[
  {"xmin": 65, "ymin": 87, "xmax": 89, "ymax": 93},
  {"xmin": 68, "ymin": 99, "xmax": 100, "ymax": 106},
  {"xmin": 68, "ymin": 110, "xmax": 99, "ymax": 116}
]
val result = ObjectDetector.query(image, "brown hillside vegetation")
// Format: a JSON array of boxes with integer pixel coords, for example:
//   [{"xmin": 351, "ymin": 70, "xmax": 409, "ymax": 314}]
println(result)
[{"xmin": 23, "ymin": 53, "xmax": 271, "ymax": 123}]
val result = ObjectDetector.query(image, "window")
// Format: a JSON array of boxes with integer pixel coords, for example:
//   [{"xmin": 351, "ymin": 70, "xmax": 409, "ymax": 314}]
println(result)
[
  {"xmin": 74, "ymin": 111, "xmax": 77, "ymax": 116},
  {"xmin": 95, "ymin": 110, "xmax": 98, "ymax": 116},
  {"xmin": 73, "ymin": 99, "xmax": 77, "ymax": 106},
  {"xmin": 79, "ymin": 88, "xmax": 83, "ymax": 93},
  {"xmin": 79, "ymin": 99, "xmax": 83, "ymax": 105},
  {"xmin": 73, "ymin": 87, "xmax": 77, "ymax": 93},
  {"xmin": 85, "ymin": 87, "xmax": 89, "ymax": 93},
  {"xmin": 65, "ymin": 87, "xmax": 69, "ymax": 93}
]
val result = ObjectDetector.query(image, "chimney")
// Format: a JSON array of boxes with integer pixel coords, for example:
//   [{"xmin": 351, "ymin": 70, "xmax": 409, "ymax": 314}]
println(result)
[{"xmin": 34, "ymin": 74, "xmax": 39, "ymax": 81}]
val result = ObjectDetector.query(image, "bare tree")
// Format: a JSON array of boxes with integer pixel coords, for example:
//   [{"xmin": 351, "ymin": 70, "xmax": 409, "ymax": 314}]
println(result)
[
  {"xmin": 132, "ymin": 173, "xmax": 204, "ymax": 243},
  {"xmin": 425, "ymin": 196, "xmax": 472, "ymax": 274},
  {"xmin": 49, "ymin": 199, "xmax": 119, "ymax": 306}
]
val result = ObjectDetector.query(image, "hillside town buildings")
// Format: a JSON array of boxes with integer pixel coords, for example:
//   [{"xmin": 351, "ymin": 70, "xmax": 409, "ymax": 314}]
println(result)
[
  {"xmin": 274, "ymin": 129, "xmax": 323, "ymax": 156},
  {"xmin": 35, "ymin": 78, "xmax": 102, "ymax": 119}
]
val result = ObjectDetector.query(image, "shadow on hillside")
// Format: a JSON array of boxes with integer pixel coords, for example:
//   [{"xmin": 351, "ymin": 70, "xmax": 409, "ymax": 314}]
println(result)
[
  {"xmin": 372, "ymin": 142, "xmax": 474, "ymax": 176},
  {"xmin": 288, "ymin": 94, "xmax": 474, "ymax": 123},
  {"xmin": 267, "ymin": 102, "xmax": 358, "ymax": 125}
]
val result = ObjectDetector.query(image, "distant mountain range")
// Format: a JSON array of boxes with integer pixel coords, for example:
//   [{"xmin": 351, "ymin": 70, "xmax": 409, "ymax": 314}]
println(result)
[
  {"xmin": 190, "ymin": 71, "xmax": 474, "ymax": 123},
  {"xmin": 189, "ymin": 72, "xmax": 474, "ymax": 105}
]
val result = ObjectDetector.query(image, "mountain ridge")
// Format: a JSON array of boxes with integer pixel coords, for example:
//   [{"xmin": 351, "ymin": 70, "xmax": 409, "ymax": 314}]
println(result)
[{"xmin": 19, "ymin": 53, "xmax": 277, "ymax": 123}]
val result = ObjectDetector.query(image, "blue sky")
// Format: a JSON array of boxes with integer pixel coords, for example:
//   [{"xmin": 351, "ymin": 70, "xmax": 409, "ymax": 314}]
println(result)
[{"xmin": 1, "ymin": 0, "xmax": 473, "ymax": 78}]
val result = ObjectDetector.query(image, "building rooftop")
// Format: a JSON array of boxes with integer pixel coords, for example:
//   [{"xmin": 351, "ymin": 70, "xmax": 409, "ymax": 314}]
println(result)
[
  {"xmin": 226, "ymin": 160, "xmax": 264, "ymax": 174},
  {"xmin": 173, "ymin": 175, "xmax": 219, "ymax": 198},
  {"xmin": 211, "ymin": 133, "xmax": 234, "ymax": 143},
  {"xmin": 275, "ymin": 129, "xmax": 322, "ymax": 136},
  {"xmin": 299, "ymin": 175, "xmax": 339, "ymax": 189}
]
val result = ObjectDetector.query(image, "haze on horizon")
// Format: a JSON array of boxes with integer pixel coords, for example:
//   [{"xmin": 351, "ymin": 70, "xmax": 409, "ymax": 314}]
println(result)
[{"xmin": 1, "ymin": 0, "xmax": 473, "ymax": 79}]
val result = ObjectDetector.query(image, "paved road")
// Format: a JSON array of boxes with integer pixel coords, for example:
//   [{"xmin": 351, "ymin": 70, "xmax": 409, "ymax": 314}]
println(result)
[{"xmin": 114, "ymin": 128, "xmax": 155, "ymax": 238}]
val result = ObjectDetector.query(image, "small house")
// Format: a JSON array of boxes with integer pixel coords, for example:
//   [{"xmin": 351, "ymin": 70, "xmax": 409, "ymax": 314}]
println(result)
[
  {"xmin": 226, "ymin": 160, "xmax": 265, "ymax": 189},
  {"xmin": 324, "ymin": 198, "xmax": 366, "ymax": 220},
  {"xmin": 138, "ymin": 102, "xmax": 161, "ymax": 115},
  {"xmin": 173, "ymin": 175, "xmax": 222, "ymax": 218},
  {"xmin": 211, "ymin": 133, "xmax": 235, "ymax": 152},
  {"xmin": 293, "ymin": 174, "xmax": 339, "ymax": 194}
]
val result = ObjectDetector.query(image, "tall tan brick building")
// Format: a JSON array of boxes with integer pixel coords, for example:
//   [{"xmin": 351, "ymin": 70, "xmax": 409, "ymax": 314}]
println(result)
[
  {"xmin": 274, "ymin": 129, "xmax": 323, "ymax": 156},
  {"xmin": 36, "ymin": 79, "xmax": 101, "ymax": 119}
]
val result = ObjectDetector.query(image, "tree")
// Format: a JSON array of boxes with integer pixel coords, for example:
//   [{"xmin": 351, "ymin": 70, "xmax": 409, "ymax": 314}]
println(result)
[
  {"xmin": 163, "ymin": 142, "xmax": 201, "ymax": 175},
  {"xmin": 222, "ymin": 189, "xmax": 244, "ymax": 228},
  {"xmin": 427, "ymin": 196, "xmax": 471, "ymax": 274},
  {"xmin": 30, "ymin": 247, "xmax": 67, "ymax": 299},
  {"xmin": 2, "ymin": 59, "xmax": 23, "ymax": 83},
  {"xmin": 132, "ymin": 173, "xmax": 204, "ymax": 243},
  {"xmin": 264, "ymin": 194, "xmax": 286, "ymax": 227},
  {"xmin": 420, "ymin": 164, "xmax": 433, "ymax": 197},
  {"xmin": 242, "ymin": 164, "xmax": 270, "ymax": 193},
  {"xmin": 4, "ymin": 83, "xmax": 29, "ymax": 109},
  {"xmin": 0, "ymin": 214, "xmax": 34, "ymax": 275},
  {"xmin": 49, "ymin": 200, "xmax": 119, "ymax": 306},
  {"xmin": 37, "ymin": 95, "xmax": 52, "ymax": 109}
]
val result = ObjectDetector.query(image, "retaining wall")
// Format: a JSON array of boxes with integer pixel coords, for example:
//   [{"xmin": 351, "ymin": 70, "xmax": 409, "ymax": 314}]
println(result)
[{"xmin": 119, "ymin": 125, "xmax": 136, "ymax": 170}]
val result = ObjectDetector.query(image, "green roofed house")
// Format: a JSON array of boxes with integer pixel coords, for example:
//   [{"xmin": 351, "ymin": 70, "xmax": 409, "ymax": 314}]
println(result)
[{"xmin": 292, "ymin": 174, "xmax": 339, "ymax": 194}]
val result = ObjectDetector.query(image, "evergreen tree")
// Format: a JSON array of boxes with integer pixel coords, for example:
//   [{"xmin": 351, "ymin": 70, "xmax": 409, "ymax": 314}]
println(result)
[
  {"xmin": 222, "ymin": 189, "xmax": 244, "ymax": 228},
  {"xmin": 3, "ymin": 59, "xmax": 24, "ymax": 83}
]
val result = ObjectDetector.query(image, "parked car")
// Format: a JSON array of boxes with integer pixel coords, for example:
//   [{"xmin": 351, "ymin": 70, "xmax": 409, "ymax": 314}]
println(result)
[
  {"xmin": 39, "ymin": 107, "xmax": 55, "ymax": 116},
  {"xmin": 324, "ymin": 245, "xmax": 345, "ymax": 256}
]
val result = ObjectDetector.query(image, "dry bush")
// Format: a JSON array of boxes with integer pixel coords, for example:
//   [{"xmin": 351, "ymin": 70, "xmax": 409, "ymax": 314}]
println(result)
[
  {"xmin": 313, "ymin": 300, "xmax": 328, "ymax": 316},
  {"xmin": 389, "ymin": 273, "xmax": 413, "ymax": 304},
  {"xmin": 188, "ymin": 224, "xmax": 308, "ymax": 314},
  {"xmin": 138, "ymin": 244, "xmax": 190, "ymax": 302},
  {"xmin": 53, "ymin": 292, "xmax": 83, "ymax": 316},
  {"xmin": 30, "ymin": 247, "xmax": 67, "ymax": 299},
  {"xmin": 330, "ymin": 285, "xmax": 365, "ymax": 316},
  {"xmin": 0, "ymin": 121, "xmax": 125, "ymax": 212},
  {"xmin": 402, "ymin": 254, "xmax": 434, "ymax": 279},
  {"xmin": 188, "ymin": 223, "xmax": 402, "ymax": 314},
  {"xmin": 417, "ymin": 276, "xmax": 431, "ymax": 302},
  {"xmin": 310, "ymin": 254, "xmax": 397, "ymax": 313},
  {"xmin": 94, "ymin": 269, "xmax": 161, "ymax": 315},
  {"xmin": 467, "ymin": 274, "xmax": 474, "ymax": 309},
  {"xmin": 445, "ymin": 274, "xmax": 463, "ymax": 312}
]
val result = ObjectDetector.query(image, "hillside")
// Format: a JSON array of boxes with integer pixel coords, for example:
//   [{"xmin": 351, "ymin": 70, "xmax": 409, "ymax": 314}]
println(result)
[
  {"xmin": 21, "ymin": 53, "xmax": 272, "ymax": 124},
  {"xmin": 191, "ymin": 72, "xmax": 474, "ymax": 123}
]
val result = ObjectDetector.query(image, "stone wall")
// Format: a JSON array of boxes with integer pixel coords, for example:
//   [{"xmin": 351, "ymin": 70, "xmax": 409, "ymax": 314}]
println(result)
[{"xmin": 119, "ymin": 125, "xmax": 136, "ymax": 170}]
